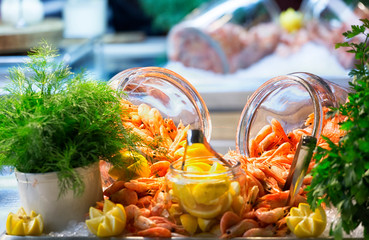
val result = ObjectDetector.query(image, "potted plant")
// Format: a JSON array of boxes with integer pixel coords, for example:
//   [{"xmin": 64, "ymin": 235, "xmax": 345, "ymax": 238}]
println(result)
[{"xmin": 0, "ymin": 42, "xmax": 140, "ymax": 232}]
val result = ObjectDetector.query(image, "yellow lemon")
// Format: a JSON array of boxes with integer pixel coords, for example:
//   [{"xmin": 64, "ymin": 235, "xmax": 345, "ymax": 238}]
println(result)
[
  {"xmin": 109, "ymin": 151, "xmax": 150, "ymax": 180},
  {"xmin": 191, "ymin": 180, "xmax": 229, "ymax": 205},
  {"xmin": 209, "ymin": 162, "xmax": 227, "ymax": 173},
  {"xmin": 181, "ymin": 202, "xmax": 223, "ymax": 219},
  {"xmin": 286, "ymin": 203, "xmax": 327, "ymax": 238},
  {"xmin": 186, "ymin": 143, "xmax": 213, "ymax": 157},
  {"xmin": 180, "ymin": 213, "xmax": 198, "ymax": 235},
  {"xmin": 86, "ymin": 199, "xmax": 127, "ymax": 237},
  {"xmin": 6, "ymin": 207, "xmax": 43, "ymax": 236},
  {"xmin": 279, "ymin": 8, "xmax": 304, "ymax": 33},
  {"xmin": 185, "ymin": 162, "xmax": 212, "ymax": 172},
  {"xmin": 198, "ymin": 217, "xmax": 216, "ymax": 232},
  {"xmin": 173, "ymin": 182, "xmax": 197, "ymax": 207}
]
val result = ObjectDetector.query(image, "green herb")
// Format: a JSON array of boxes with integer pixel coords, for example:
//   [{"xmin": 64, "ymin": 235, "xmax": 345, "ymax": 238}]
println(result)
[
  {"xmin": 307, "ymin": 19, "xmax": 369, "ymax": 240},
  {"xmin": 0, "ymin": 41, "xmax": 141, "ymax": 197}
]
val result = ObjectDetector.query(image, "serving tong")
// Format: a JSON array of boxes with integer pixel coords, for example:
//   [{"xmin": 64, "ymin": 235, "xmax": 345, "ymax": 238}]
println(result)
[
  {"xmin": 283, "ymin": 135, "xmax": 317, "ymax": 206},
  {"xmin": 181, "ymin": 129, "xmax": 233, "ymax": 171}
]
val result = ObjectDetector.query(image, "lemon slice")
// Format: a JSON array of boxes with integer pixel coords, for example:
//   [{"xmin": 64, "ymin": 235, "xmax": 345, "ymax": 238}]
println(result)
[
  {"xmin": 6, "ymin": 207, "xmax": 43, "ymax": 236},
  {"xmin": 185, "ymin": 162, "xmax": 211, "ymax": 172},
  {"xmin": 286, "ymin": 203, "xmax": 327, "ymax": 238},
  {"xmin": 192, "ymin": 180, "xmax": 229, "ymax": 205},
  {"xmin": 86, "ymin": 199, "xmax": 127, "ymax": 237},
  {"xmin": 209, "ymin": 162, "xmax": 227, "ymax": 173},
  {"xmin": 181, "ymin": 201, "xmax": 223, "ymax": 219}
]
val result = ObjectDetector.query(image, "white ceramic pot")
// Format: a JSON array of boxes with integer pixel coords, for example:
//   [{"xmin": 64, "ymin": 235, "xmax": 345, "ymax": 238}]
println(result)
[{"xmin": 15, "ymin": 162, "xmax": 103, "ymax": 232}]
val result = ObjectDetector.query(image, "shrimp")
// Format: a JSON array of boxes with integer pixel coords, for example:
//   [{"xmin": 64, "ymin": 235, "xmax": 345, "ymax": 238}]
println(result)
[
  {"xmin": 220, "ymin": 211, "xmax": 242, "ymax": 234},
  {"xmin": 124, "ymin": 180, "xmax": 149, "ymax": 194},
  {"xmin": 221, "ymin": 219, "xmax": 259, "ymax": 239},
  {"xmin": 254, "ymin": 207, "xmax": 289, "ymax": 224},
  {"xmin": 103, "ymin": 180, "xmax": 125, "ymax": 197},
  {"xmin": 150, "ymin": 161, "xmax": 170, "ymax": 177},
  {"xmin": 110, "ymin": 188, "xmax": 138, "ymax": 206},
  {"xmin": 254, "ymin": 125, "xmax": 273, "ymax": 145},
  {"xmin": 134, "ymin": 215, "xmax": 156, "ymax": 230},
  {"xmin": 137, "ymin": 196, "xmax": 153, "ymax": 208},
  {"xmin": 169, "ymin": 124, "xmax": 190, "ymax": 153},
  {"xmin": 271, "ymin": 118, "xmax": 290, "ymax": 143},
  {"xmin": 163, "ymin": 118, "xmax": 177, "ymax": 140},
  {"xmin": 148, "ymin": 108, "xmax": 164, "ymax": 136},
  {"xmin": 125, "ymin": 204, "xmax": 140, "ymax": 222},
  {"xmin": 159, "ymin": 125, "xmax": 173, "ymax": 148},
  {"xmin": 255, "ymin": 191, "xmax": 307, "ymax": 209},
  {"xmin": 259, "ymin": 132, "xmax": 277, "ymax": 152},
  {"xmin": 136, "ymin": 227, "xmax": 172, "ymax": 238},
  {"xmin": 243, "ymin": 226, "xmax": 276, "ymax": 237}
]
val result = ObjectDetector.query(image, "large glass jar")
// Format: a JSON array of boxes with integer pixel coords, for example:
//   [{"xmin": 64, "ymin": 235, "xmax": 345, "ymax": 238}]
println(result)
[
  {"xmin": 165, "ymin": 156, "xmax": 247, "ymax": 235},
  {"xmin": 167, "ymin": 0, "xmax": 281, "ymax": 73},
  {"xmin": 299, "ymin": 0, "xmax": 369, "ymax": 69},
  {"xmin": 109, "ymin": 66, "xmax": 211, "ymax": 141},
  {"xmin": 236, "ymin": 72, "xmax": 349, "ymax": 157}
]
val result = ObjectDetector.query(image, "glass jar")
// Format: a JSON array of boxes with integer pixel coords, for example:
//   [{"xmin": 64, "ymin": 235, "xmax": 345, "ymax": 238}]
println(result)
[
  {"xmin": 167, "ymin": 0, "xmax": 281, "ymax": 73},
  {"xmin": 109, "ymin": 66, "xmax": 211, "ymax": 141},
  {"xmin": 165, "ymin": 156, "xmax": 247, "ymax": 234},
  {"xmin": 236, "ymin": 72, "xmax": 349, "ymax": 157},
  {"xmin": 299, "ymin": 0, "xmax": 369, "ymax": 69}
]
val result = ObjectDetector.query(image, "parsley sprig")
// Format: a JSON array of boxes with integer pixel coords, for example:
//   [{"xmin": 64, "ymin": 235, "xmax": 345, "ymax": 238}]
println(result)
[
  {"xmin": 307, "ymin": 19, "xmax": 369, "ymax": 240},
  {"xmin": 0, "ymin": 42, "xmax": 141, "ymax": 197}
]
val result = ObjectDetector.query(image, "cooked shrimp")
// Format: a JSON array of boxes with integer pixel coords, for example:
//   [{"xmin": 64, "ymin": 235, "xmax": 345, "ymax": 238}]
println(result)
[
  {"xmin": 243, "ymin": 226, "xmax": 275, "ymax": 237},
  {"xmin": 150, "ymin": 161, "xmax": 170, "ymax": 177},
  {"xmin": 134, "ymin": 215, "xmax": 156, "ymax": 230},
  {"xmin": 220, "ymin": 211, "xmax": 242, "ymax": 234},
  {"xmin": 254, "ymin": 207, "xmax": 289, "ymax": 224},
  {"xmin": 136, "ymin": 227, "xmax": 172, "ymax": 238},
  {"xmin": 221, "ymin": 219, "xmax": 259, "ymax": 239}
]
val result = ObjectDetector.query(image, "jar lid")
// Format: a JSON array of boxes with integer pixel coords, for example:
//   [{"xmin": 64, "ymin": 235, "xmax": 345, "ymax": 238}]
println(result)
[
  {"xmin": 236, "ymin": 72, "xmax": 349, "ymax": 157},
  {"xmin": 109, "ymin": 67, "xmax": 212, "ymax": 142}
]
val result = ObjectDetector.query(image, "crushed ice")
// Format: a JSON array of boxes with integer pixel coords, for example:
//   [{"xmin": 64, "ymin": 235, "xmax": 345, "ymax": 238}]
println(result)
[{"xmin": 48, "ymin": 221, "xmax": 93, "ymax": 237}]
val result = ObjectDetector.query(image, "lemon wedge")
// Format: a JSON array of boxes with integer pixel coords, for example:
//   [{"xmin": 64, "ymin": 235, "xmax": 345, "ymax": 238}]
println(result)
[
  {"xmin": 286, "ymin": 203, "xmax": 327, "ymax": 238},
  {"xmin": 86, "ymin": 199, "xmax": 126, "ymax": 237},
  {"xmin": 198, "ymin": 217, "xmax": 216, "ymax": 232},
  {"xmin": 6, "ymin": 207, "xmax": 43, "ymax": 236},
  {"xmin": 180, "ymin": 213, "xmax": 198, "ymax": 235}
]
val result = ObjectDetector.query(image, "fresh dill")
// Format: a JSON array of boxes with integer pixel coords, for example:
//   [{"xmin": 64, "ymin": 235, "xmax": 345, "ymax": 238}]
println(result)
[{"xmin": 0, "ymin": 41, "xmax": 141, "ymax": 197}]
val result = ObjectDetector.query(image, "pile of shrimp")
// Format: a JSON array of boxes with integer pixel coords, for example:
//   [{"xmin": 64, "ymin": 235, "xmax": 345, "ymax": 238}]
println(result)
[
  {"xmin": 220, "ymin": 108, "xmax": 347, "ymax": 238},
  {"xmin": 98, "ymin": 103, "xmax": 347, "ymax": 238},
  {"xmin": 97, "ymin": 99, "xmax": 191, "ymax": 237},
  {"xmin": 119, "ymin": 99, "xmax": 189, "ymax": 163}
]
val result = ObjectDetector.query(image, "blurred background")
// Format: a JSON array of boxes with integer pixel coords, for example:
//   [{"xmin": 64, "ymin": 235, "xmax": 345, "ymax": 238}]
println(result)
[{"xmin": 0, "ymin": 0, "xmax": 367, "ymax": 152}]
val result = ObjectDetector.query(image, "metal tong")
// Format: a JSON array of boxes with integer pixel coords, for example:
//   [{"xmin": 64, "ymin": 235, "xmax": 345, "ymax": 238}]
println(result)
[
  {"xmin": 283, "ymin": 135, "xmax": 317, "ymax": 206},
  {"xmin": 181, "ymin": 129, "xmax": 233, "ymax": 171}
]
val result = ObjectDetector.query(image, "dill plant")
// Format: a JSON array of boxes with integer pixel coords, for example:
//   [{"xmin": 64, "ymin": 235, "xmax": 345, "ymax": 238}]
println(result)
[{"xmin": 0, "ymin": 42, "xmax": 140, "ymax": 196}]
